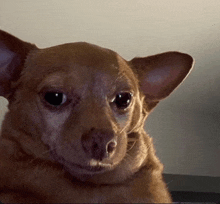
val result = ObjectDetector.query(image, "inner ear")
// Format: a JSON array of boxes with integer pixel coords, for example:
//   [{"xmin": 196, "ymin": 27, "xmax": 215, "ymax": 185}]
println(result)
[
  {"xmin": 0, "ymin": 43, "xmax": 22, "ymax": 94},
  {"xmin": 0, "ymin": 30, "xmax": 37, "ymax": 98},
  {"xmin": 130, "ymin": 52, "xmax": 194, "ymax": 101}
]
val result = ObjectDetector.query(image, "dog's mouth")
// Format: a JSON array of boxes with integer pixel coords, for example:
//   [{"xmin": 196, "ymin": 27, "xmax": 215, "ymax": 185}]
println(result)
[
  {"xmin": 66, "ymin": 159, "xmax": 112, "ymax": 173},
  {"xmin": 50, "ymin": 149, "xmax": 113, "ymax": 174}
]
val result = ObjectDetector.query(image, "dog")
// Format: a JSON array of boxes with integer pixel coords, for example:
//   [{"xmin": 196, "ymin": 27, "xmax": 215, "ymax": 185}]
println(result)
[{"xmin": 0, "ymin": 30, "xmax": 194, "ymax": 203}]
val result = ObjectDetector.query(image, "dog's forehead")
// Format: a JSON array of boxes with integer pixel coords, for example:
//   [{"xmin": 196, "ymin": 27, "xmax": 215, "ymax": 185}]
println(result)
[
  {"xmin": 23, "ymin": 42, "xmax": 137, "ymax": 91},
  {"xmin": 24, "ymin": 42, "xmax": 132, "ymax": 82},
  {"xmin": 28, "ymin": 42, "xmax": 120, "ymax": 70}
]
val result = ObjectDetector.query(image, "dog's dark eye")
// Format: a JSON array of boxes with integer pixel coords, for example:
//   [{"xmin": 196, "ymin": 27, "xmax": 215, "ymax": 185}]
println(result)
[
  {"xmin": 44, "ymin": 92, "xmax": 67, "ymax": 106},
  {"xmin": 114, "ymin": 92, "xmax": 132, "ymax": 109}
]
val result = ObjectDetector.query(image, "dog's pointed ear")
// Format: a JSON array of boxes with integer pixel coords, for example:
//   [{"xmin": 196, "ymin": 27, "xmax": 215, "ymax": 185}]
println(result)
[
  {"xmin": 130, "ymin": 52, "xmax": 194, "ymax": 102},
  {"xmin": 0, "ymin": 30, "xmax": 37, "ymax": 98}
]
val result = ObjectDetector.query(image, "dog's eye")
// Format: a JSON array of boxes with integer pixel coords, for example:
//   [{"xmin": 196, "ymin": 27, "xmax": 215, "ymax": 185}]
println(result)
[
  {"xmin": 44, "ymin": 92, "xmax": 67, "ymax": 106},
  {"xmin": 114, "ymin": 92, "xmax": 132, "ymax": 109}
]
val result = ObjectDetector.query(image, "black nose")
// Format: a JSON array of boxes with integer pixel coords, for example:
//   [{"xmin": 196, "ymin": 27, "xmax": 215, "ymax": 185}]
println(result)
[{"xmin": 81, "ymin": 128, "xmax": 117, "ymax": 161}]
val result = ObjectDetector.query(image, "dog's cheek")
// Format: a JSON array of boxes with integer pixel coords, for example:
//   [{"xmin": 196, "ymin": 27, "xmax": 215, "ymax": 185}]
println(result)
[
  {"xmin": 40, "ymin": 109, "xmax": 71, "ymax": 145},
  {"xmin": 114, "ymin": 113, "xmax": 130, "ymax": 130},
  {"xmin": 8, "ymin": 91, "xmax": 44, "ymax": 138},
  {"xmin": 40, "ymin": 109, "xmax": 89, "ymax": 166},
  {"xmin": 115, "ymin": 131, "xmax": 128, "ymax": 160},
  {"xmin": 127, "ymin": 95, "xmax": 145, "ymax": 133},
  {"xmin": 114, "ymin": 103, "xmax": 142, "ymax": 133}
]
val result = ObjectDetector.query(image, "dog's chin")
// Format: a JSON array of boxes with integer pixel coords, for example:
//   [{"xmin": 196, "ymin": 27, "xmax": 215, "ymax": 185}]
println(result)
[{"xmin": 50, "ymin": 149, "xmax": 118, "ymax": 179}]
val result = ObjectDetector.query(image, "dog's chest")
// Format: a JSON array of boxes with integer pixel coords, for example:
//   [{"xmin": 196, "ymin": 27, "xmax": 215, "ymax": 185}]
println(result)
[{"xmin": 0, "ymin": 162, "xmax": 152, "ymax": 203}]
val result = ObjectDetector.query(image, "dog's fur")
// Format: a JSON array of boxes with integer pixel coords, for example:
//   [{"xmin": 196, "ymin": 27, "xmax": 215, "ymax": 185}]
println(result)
[{"xmin": 0, "ymin": 30, "xmax": 194, "ymax": 203}]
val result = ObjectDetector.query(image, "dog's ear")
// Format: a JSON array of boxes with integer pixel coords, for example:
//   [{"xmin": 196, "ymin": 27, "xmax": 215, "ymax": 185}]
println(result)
[
  {"xmin": 0, "ymin": 30, "xmax": 37, "ymax": 98},
  {"xmin": 130, "ymin": 52, "xmax": 194, "ymax": 102}
]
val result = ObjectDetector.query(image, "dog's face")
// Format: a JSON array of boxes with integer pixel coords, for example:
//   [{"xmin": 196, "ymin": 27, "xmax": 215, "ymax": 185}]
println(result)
[
  {"xmin": 16, "ymin": 43, "xmax": 142, "ymax": 176},
  {"xmin": 0, "ymin": 30, "xmax": 194, "ymax": 182}
]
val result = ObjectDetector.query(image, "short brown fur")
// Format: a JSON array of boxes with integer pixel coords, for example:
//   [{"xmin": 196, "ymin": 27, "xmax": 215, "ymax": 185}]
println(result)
[{"xmin": 0, "ymin": 30, "xmax": 194, "ymax": 203}]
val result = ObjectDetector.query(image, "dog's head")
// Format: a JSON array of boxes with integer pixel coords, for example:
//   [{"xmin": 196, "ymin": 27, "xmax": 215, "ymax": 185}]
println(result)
[{"xmin": 0, "ymin": 30, "xmax": 194, "ymax": 182}]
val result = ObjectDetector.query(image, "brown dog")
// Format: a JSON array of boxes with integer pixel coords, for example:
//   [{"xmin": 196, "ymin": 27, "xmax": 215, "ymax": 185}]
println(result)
[{"xmin": 0, "ymin": 30, "xmax": 194, "ymax": 203}]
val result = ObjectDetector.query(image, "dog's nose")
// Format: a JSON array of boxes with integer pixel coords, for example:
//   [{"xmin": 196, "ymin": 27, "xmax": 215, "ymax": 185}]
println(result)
[
  {"xmin": 81, "ymin": 128, "xmax": 117, "ymax": 161},
  {"xmin": 107, "ymin": 140, "xmax": 117, "ymax": 154}
]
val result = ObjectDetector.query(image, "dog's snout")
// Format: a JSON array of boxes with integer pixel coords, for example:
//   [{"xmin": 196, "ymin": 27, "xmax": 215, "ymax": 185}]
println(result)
[{"xmin": 81, "ymin": 128, "xmax": 117, "ymax": 161}]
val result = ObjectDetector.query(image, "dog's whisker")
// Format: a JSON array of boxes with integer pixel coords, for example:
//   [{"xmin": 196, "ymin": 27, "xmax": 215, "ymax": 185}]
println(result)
[
  {"xmin": 119, "ymin": 126, "xmax": 127, "ymax": 134},
  {"xmin": 29, "ymin": 147, "xmax": 58, "ymax": 163},
  {"xmin": 127, "ymin": 140, "xmax": 137, "ymax": 152},
  {"xmin": 124, "ymin": 152, "xmax": 133, "ymax": 162},
  {"xmin": 127, "ymin": 137, "xmax": 137, "ymax": 142}
]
